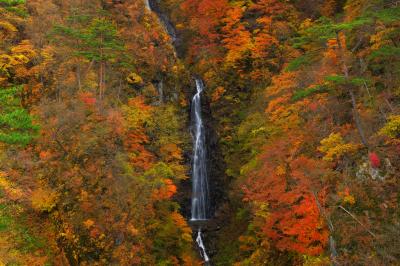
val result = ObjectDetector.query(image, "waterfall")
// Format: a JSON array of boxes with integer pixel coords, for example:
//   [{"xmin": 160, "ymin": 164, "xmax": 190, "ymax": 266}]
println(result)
[
  {"xmin": 144, "ymin": 0, "xmax": 151, "ymax": 10},
  {"xmin": 191, "ymin": 79, "xmax": 210, "ymax": 263},
  {"xmin": 191, "ymin": 78, "xmax": 209, "ymax": 221},
  {"xmin": 196, "ymin": 230, "xmax": 210, "ymax": 262},
  {"xmin": 144, "ymin": 0, "xmax": 177, "ymax": 43},
  {"xmin": 146, "ymin": 1, "xmax": 211, "ymax": 262}
]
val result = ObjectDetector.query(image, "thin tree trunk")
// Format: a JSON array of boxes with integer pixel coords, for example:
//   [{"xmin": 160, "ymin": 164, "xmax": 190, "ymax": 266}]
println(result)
[
  {"xmin": 336, "ymin": 32, "xmax": 369, "ymax": 147},
  {"xmin": 103, "ymin": 62, "xmax": 106, "ymax": 98},
  {"xmin": 312, "ymin": 190, "xmax": 339, "ymax": 265},
  {"xmin": 384, "ymin": 96, "xmax": 394, "ymax": 112},
  {"xmin": 77, "ymin": 63, "xmax": 81, "ymax": 91},
  {"xmin": 117, "ymin": 78, "xmax": 122, "ymax": 101},
  {"xmin": 99, "ymin": 62, "xmax": 103, "ymax": 99},
  {"xmin": 349, "ymin": 89, "xmax": 368, "ymax": 147},
  {"xmin": 84, "ymin": 59, "xmax": 94, "ymax": 79},
  {"xmin": 338, "ymin": 205, "xmax": 377, "ymax": 239}
]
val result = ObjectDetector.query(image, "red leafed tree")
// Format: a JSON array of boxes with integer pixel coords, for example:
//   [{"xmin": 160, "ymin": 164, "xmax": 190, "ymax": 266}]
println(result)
[
  {"xmin": 181, "ymin": 0, "xmax": 227, "ymax": 39},
  {"xmin": 181, "ymin": 0, "xmax": 228, "ymax": 60},
  {"xmin": 243, "ymin": 137, "xmax": 329, "ymax": 255}
]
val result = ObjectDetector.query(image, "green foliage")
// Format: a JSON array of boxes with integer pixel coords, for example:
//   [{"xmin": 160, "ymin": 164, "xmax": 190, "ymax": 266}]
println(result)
[
  {"xmin": 0, "ymin": 203, "xmax": 45, "ymax": 253},
  {"xmin": 350, "ymin": 77, "xmax": 369, "ymax": 86},
  {"xmin": 325, "ymin": 75, "xmax": 369, "ymax": 87},
  {"xmin": 285, "ymin": 52, "xmax": 319, "ymax": 72},
  {"xmin": 0, "ymin": 86, "xmax": 38, "ymax": 145},
  {"xmin": 373, "ymin": 7, "xmax": 400, "ymax": 24},
  {"xmin": 333, "ymin": 16, "xmax": 373, "ymax": 31},
  {"xmin": 0, "ymin": 0, "xmax": 27, "ymax": 17},
  {"xmin": 4, "ymin": 6, "xmax": 28, "ymax": 17},
  {"xmin": 149, "ymin": 104, "xmax": 187, "ymax": 148},
  {"xmin": 51, "ymin": 16, "xmax": 125, "ymax": 63},
  {"xmin": 292, "ymin": 85, "xmax": 329, "ymax": 102},
  {"xmin": 0, "ymin": 0, "xmax": 25, "ymax": 6},
  {"xmin": 369, "ymin": 45, "xmax": 400, "ymax": 61},
  {"xmin": 293, "ymin": 6, "xmax": 398, "ymax": 49},
  {"xmin": 1, "ymin": 0, "xmax": 399, "ymax": 264},
  {"xmin": 79, "ymin": 18, "xmax": 125, "ymax": 61},
  {"xmin": 144, "ymin": 162, "xmax": 175, "ymax": 181},
  {"xmin": 293, "ymin": 17, "xmax": 336, "ymax": 48},
  {"xmin": 0, "ymin": 204, "xmax": 12, "ymax": 232}
]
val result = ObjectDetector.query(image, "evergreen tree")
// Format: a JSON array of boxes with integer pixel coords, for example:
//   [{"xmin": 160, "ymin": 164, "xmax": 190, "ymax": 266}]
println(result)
[{"xmin": 0, "ymin": 86, "xmax": 38, "ymax": 145}]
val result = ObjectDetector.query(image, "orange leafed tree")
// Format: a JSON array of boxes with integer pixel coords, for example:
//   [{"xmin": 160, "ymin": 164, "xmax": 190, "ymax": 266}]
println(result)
[{"xmin": 244, "ymin": 138, "xmax": 329, "ymax": 255}]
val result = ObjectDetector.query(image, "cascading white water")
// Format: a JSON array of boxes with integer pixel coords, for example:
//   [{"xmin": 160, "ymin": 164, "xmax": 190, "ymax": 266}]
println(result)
[
  {"xmin": 144, "ymin": 0, "xmax": 151, "ymax": 10},
  {"xmin": 190, "ymin": 79, "xmax": 210, "ymax": 263},
  {"xmin": 144, "ymin": 0, "xmax": 177, "ymax": 43},
  {"xmin": 146, "ymin": 1, "xmax": 211, "ymax": 261},
  {"xmin": 196, "ymin": 230, "xmax": 210, "ymax": 262},
  {"xmin": 191, "ymin": 79, "xmax": 209, "ymax": 221}
]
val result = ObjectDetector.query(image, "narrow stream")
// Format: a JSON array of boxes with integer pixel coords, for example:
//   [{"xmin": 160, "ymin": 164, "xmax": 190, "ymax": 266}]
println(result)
[{"xmin": 145, "ymin": 2, "xmax": 211, "ymax": 263}]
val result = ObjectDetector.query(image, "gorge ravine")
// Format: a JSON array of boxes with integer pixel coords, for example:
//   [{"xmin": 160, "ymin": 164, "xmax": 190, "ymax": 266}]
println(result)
[{"xmin": 145, "ymin": 1, "xmax": 212, "ymax": 263}]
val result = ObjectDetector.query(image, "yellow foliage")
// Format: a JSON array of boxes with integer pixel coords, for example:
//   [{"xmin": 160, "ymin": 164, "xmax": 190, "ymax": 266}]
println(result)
[
  {"xmin": 254, "ymin": 202, "xmax": 269, "ymax": 219},
  {"xmin": 171, "ymin": 211, "xmax": 192, "ymax": 242},
  {"xmin": 123, "ymin": 96, "xmax": 153, "ymax": 130},
  {"xmin": 126, "ymin": 72, "xmax": 143, "ymax": 85},
  {"xmin": 0, "ymin": 173, "xmax": 24, "ymax": 201},
  {"xmin": 11, "ymin": 40, "xmax": 36, "ymax": 58},
  {"xmin": 0, "ymin": 21, "xmax": 17, "ymax": 39},
  {"xmin": 127, "ymin": 223, "xmax": 139, "ymax": 236},
  {"xmin": 371, "ymin": 27, "xmax": 394, "ymax": 50},
  {"xmin": 302, "ymin": 254, "xmax": 331, "ymax": 266},
  {"xmin": 379, "ymin": 115, "xmax": 400, "ymax": 139},
  {"xmin": 343, "ymin": 195, "xmax": 356, "ymax": 205},
  {"xmin": 175, "ymin": 23, "xmax": 185, "ymax": 30},
  {"xmin": 0, "ymin": 40, "xmax": 37, "ymax": 81},
  {"xmin": 275, "ymin": 165, "xmax": 286, "ymax": 176},
  {"xmin": 31, "ymin": 188, "xmax": 58, "ymax": 212},
  {"xmin": 160, "ymin": 143, "xmax": 182, "ymax": 162},
  {"xmin": 83, "ymin": 219, "xmax": 95, "ymax": 229},
  {"xmin": 318, "ymin": 133, "xmax": 359, "ymax": 161}
]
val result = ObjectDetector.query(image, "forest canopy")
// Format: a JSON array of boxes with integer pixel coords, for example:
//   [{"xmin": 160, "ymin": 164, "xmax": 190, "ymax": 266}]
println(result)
[{"xmin": 0, "ymin": 0, "xmax": 399, "ymax": 265}]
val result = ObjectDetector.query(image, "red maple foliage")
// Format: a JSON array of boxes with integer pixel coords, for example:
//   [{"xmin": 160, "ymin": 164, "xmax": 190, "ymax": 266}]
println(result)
[
  {"xmin": 243, "ymin": 138, "xmax": 329, "ymax": 255},
  {"xmin": 369, "ymin": 152, "xmax": 381, "ymax": 168}
]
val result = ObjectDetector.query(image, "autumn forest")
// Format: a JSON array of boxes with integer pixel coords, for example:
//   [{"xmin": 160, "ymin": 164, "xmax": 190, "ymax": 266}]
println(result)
[{"xmin": 0, "ymin": 0, "xmax": 399, "ymax": 265}]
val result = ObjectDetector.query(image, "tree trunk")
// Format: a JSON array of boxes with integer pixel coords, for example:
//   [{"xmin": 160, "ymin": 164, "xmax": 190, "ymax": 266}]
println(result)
[
  {"xmin": 336, "ymin": 32, "xmax": 369, "ymax": 148},
  {"xmin": 349, "ymin": 89, "xmax": 368, "ymax": 147},
  {"xmin": 99, "ymin": 62, "xmax": 103, "ymax": 99},
  {"xmin": 77, "ymin": 63, "xmax": 81, "ymax": 91}
]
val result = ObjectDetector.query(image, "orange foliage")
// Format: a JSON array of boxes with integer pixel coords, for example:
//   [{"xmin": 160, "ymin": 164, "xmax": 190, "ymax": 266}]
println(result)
[
  {"xmin": 153, "ymin": 178, "xmax": 177, "ymax": 200},
  {"xmin": 79, "ymin": 92, "xmax": 97, "ymax": 106},
  {"xmin": 160, "ymin": 143, "xmax": 183, "ymax": 162},
  {"xmin": 125, "ymin": 129, "xmax": 155, "ymax": 170},
  {"xmin": 181, "ymin": 0, "xmax": 228, "ymax": 60},
  {"xmin": 211, "ymin": 86, "xmax": 225, "ymax": 102},
  {"xmin": 244, "ymin": 138, "xmax": 329, "ymax": 255},
  {"xmin": 221, "ymin": 6, "xmax": 252, "ymax": 68},
  {"xmin": 123, "ymin": 96, "xmax": 155, "ymax": 170}
]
